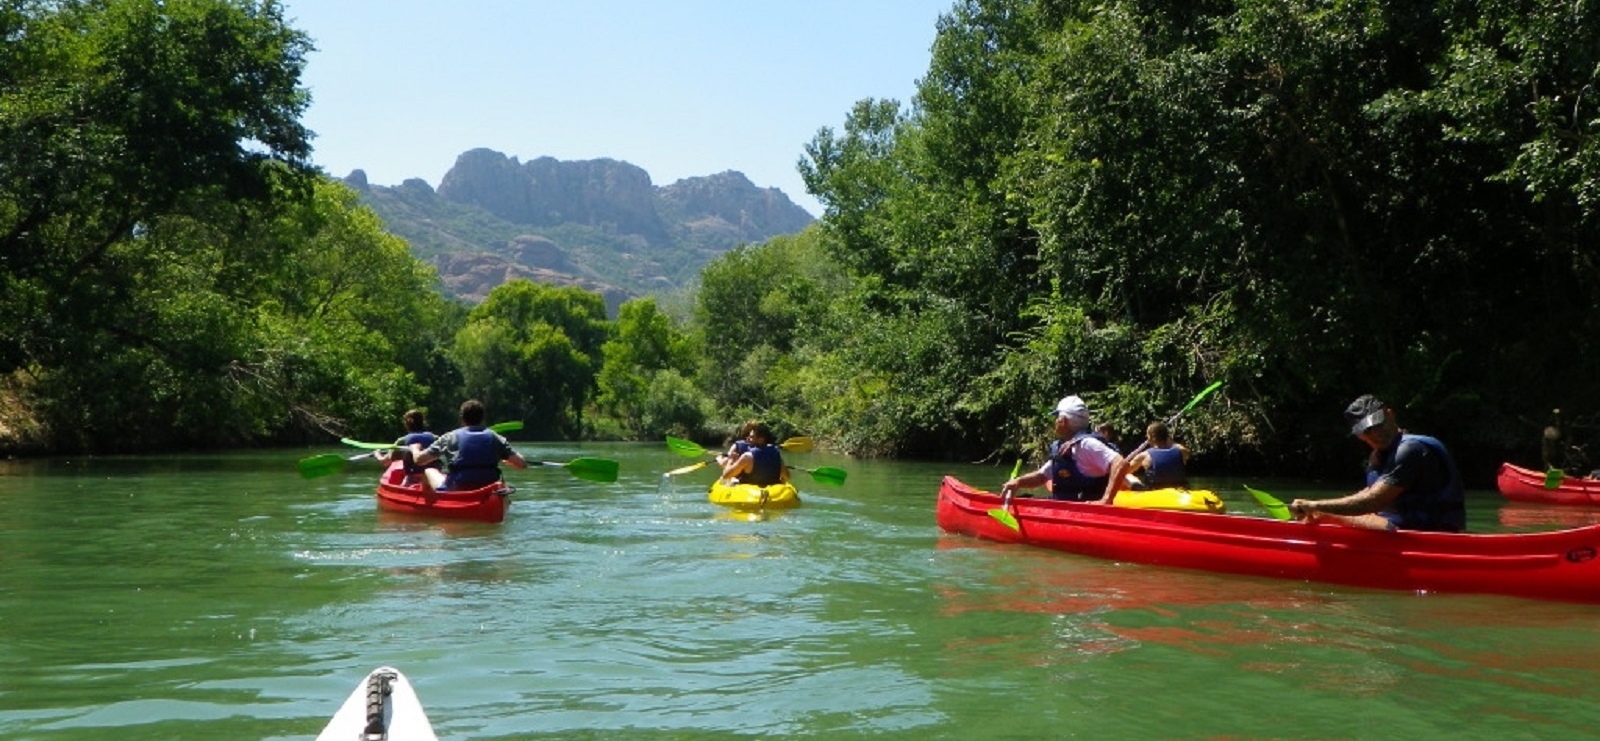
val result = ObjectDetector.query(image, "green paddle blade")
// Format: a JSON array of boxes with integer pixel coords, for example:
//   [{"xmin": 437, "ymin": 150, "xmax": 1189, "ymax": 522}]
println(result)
[
  {"xmin": 989, "ymin": 459, "xmax": 1022, "ymax": 530},
  {"xmin": 665, "ymin": 436, "xmax": 708, "ymax": 458},
  {"xmin": 1545, "ymin": 468, "xmax": 1566, "ymax": 490},
  {"xmin": 489, "ymin": 421, "xmax": 523, "ymax": 434},
  {"xmin": 1244, "ymin": 485, "xmax": 1293, "ymax": 521},
  {"xmin": 988, "ymin": 506, "xmax": 1020, "ymax": 531},
  {"xmin": 539, "ymin": 457, "xmax": 619, "ymax": 483},
  {"xmin": 1178, "ymin": 380, "xmax": 1225, "ymax": 415},
  {"xmin": 298, "ymin": 453, "xmax": 347, "ymax": 479},
  {"xmin": 780, "ymin": 436, "xmax": 814, "ymax": 453},
  {"xmin": 795, "ymin": 465, "xmax": 847, "ymax": 487}
]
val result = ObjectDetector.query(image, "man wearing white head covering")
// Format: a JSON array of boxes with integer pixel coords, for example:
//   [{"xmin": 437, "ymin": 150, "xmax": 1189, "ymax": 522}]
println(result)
[{"xmin": 1001, "ymin": 395, "xmax": 1125, "ymax": 502}]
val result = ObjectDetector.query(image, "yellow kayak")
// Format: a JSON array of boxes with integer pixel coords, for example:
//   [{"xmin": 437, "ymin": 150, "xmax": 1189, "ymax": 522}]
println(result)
[
  {"xmin": 1113, "ymin": 488, "xmax": 1225, "ymax": 513},
  {"xmin": 709, "ymin": 480, "xmax": 801, "ymax": 510}
]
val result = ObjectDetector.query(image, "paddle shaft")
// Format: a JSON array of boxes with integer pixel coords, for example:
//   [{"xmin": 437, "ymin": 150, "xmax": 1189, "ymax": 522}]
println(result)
[
  {"xmin": 664, "ymin": 435, "xmax": 826, "ymax": 481},
  {"xmin": 341, "ymin": 421, "xmax": 524, "ymax": 451}
]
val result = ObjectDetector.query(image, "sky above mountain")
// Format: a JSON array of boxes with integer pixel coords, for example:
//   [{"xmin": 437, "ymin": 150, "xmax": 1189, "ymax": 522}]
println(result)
[{"xmin": 280, "ymin": 1, "xmax": 952, "ymax": 216}]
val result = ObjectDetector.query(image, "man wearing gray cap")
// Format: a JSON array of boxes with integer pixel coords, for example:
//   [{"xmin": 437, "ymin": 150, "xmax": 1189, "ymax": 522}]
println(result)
[
  {"xmin": 1001, "ymin": 395, "xmax": 1124, "ymax": 502},
  {"xmin": 1288, "ymin": 394, "xmax": 1466, "ymax": 532}
]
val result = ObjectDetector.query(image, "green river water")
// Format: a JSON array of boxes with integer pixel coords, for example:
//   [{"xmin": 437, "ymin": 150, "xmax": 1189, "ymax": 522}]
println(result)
[{"xmin": 3, "ymin": 444, "xmax": 1599, "ymax": 740}]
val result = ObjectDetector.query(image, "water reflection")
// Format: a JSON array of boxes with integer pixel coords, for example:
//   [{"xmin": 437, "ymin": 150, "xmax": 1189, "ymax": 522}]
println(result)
[{"xmin": 1496, "ymin": 502, "xmax": 1600, "ymax": 530}]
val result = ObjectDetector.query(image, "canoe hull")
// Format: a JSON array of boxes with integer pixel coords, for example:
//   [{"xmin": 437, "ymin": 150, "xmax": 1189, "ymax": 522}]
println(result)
[
  {"xmin": 937, "ymin": 475, "xmax": 1600, "ymax": 604},
  {"xmin": 317, "ymin": 666, "xmax": 437, "ymax": 741},
  {"xmin": 376, "ymin": 461, "xmax": 509, "ymax": 523},
  {"xmin": 1497, "ymin": 462, "xmax": 1600, "ymax": 505},
  {"xmin": 709, "ymin": 480, "xmax": 801, "ymax": 509}
]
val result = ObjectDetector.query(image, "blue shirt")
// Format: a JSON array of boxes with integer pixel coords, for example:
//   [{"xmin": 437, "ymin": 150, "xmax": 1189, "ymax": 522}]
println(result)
[{"xmin": 1369, "ymin": 433, "xmax": 1466, "ymax": 532}]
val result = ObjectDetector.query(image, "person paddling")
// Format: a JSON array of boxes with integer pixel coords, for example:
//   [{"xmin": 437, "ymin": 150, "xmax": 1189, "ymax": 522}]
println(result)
[
  {"xmin": 378, "ymin": 408, "xmax": 440, "ymax": 485},
  {"xmin": 1099, "ymin": 420, "xmax": 1190, "ymax": 504},
  {"xmin": 1000, "ymin": 395, "xmax": 1124, "ymax": 502},
  {"xmin": 410, "ymin": 399, "xmax": 527, "ymax": 492},
  {"xmin": 719, "ymin": 422, "xmax": 789, "ymax": 486},
  {"xmin": 1288, "ymin": 395, "xmax": 1466, "ymax": 532}
]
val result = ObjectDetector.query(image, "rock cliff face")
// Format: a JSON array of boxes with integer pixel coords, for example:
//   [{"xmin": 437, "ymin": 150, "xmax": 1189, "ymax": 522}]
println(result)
[
  {"xmin": 438, "ymin": 150, "xmax": 672, "ymax": 244},
  {"xmin": 349, "ymin": 149, "xmax": 814, "ymax": 314}
]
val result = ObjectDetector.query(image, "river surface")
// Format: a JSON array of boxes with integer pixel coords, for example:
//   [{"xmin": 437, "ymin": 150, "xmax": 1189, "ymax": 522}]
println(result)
[{"xmin": 3, "ymin": 444, "xmax": 1599, "ymax": 740}]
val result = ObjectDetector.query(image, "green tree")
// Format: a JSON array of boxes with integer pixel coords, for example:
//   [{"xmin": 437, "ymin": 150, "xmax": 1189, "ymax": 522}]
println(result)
[
  {"xmin": 455, "ymin": 280, "xmax": 609, "ymax": 438},
  {"xmin": 691, "ymin": 228, "xmax": 848, "ymax": 433},
  {"xmin": 20, "ymin": 177, "xmax": 453, "ymax": 451},
  {"xmin": 798, "ymin": 0, "xmax": 1600, "ymax": 474},
  {"xmin": 1, "ymin": 0, "xmax": 314, "ymax": 378},
  {"xmin": 594, "ymin": 297, "xmax": 701, "ymax": 439}
]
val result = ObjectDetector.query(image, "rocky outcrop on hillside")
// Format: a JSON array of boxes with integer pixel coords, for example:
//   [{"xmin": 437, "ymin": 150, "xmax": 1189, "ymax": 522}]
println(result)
[
  {"xmin": 432, "ymin": 251, "xmax": 631, "ymax": 315},
  {"xmin": 658, "ymin": 170, "xmax": 815, "ymax": 247},
  {"xmin": 347, "ymin": 149, "xmax": 814, "ymax": 313},
  {"xmin": 438, "ymin": 150, "xmax": 672, "ymax": 244}
]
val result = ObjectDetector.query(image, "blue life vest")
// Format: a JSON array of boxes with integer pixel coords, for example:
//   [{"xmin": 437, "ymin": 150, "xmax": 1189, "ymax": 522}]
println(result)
[
  {"xmin": 444, "ymin": 427, "xmax": 502, "ymax": 490},
  {"xmin": 1141, "ymin": 446, "xmax": 1188, "ymax": 489},
  {"xmin": 743, "ymin": 444, "xmax": 784, "ymax": 486},
  {"xmin": 399, "ymin": 431, "xmax": 438, "ymax": 475},
  {"xmin": 1048, "ymin": 432, "xmax": 1114, "ymax": 501},
  {"xmin": 1367, "ymin": 433, "xmax": 1466, "ymax": 532}
]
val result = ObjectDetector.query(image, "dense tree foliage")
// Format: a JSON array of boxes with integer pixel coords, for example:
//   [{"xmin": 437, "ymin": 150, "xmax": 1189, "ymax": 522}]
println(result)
[
  {"xmin": 786, "ymin": 0, "xmax": 1600, "ymax": 475},
  {"xmin": 7, "ymin": 0, "xmax": 1600, "ymax": 484},
  {"xmin": 593, "ymin": 298, "xmax": 704, "ymax": 440},
  {"xmin": 1, "ymin": 0, "xmax": 314, "ymax": 366},
  {"xmin": 0, "ymin": 1, "xmax": 472, "ymax": 452},
  {"xmin": 454, "ymin": 280, "xmax": 609, "ymax": 439},
  {"xmin": 689, "ymin": 229, "xmax": 852, "ymax": 439}
]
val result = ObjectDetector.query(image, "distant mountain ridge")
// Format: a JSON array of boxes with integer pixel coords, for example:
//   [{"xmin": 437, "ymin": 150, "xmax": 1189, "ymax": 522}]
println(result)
[{"xmin": 343, "ymin": 148, "xmax": 815, "ymax": 313}]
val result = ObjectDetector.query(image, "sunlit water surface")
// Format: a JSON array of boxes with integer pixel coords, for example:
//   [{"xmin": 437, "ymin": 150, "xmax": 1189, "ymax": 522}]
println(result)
[{"xmin": 3, "ymin": 445, "xmax": 1598, "ymax": 740}]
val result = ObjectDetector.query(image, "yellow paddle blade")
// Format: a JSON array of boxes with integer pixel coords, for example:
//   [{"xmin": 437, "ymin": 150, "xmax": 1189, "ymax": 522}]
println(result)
[
  {"xmin": 780, "ymin": 436, "xmax": 815, "ymax": 453},
  {"xmin": 665, "ymin": 461, "xmax": 710, "ymax": 477}
]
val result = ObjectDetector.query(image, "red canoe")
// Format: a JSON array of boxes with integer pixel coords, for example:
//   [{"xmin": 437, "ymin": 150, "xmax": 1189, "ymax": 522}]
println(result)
[
  {"xmin": 1496, "ymin": 462, "xmax": 1600, "ymax": 506},
  {"xmin": 936, "ymin": 475, "xmax": 1600, "ymax": 604},
  {"xmin": 375, "ymin": 460, "xmax": 511, "ymax": 523}
]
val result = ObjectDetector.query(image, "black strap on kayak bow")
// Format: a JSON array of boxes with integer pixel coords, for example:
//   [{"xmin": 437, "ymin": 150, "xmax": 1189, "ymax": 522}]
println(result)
[{"xmin": 363, "ymin": 669, "xmax": 396, "ymax": 740}]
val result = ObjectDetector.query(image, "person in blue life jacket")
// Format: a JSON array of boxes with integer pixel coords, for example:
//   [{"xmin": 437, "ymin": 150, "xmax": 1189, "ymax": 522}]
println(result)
[
  {"xmin": 409, "ymin": 399, "xmax": 527, "ymax": 492},
  {"xmin": 716, "ymin": 420, "xmax": 759, "ymax": 469},
  {"xmin": 376, "ymin": 408, "xmax": 440, "ymax": 485},
  {"xmin": 1099, "ymin": 420, "xmax": 1189, "ymax": 504},
  {"xmin": 1288, "ymin": 394, "xmax": 1467, "ymax": 532},
  {"xmin": 1000, "ymin": 395, "xmax": 1125, "ymax": 502},
  {"xmin": 719, "ymin": 422, "xmax": 789, "ymax": 487}
]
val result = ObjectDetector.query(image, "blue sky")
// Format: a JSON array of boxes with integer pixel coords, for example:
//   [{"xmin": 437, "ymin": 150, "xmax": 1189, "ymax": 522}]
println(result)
[{"xmin": 280, "ymin": 1, "xmax": 953, "ymax": 216}]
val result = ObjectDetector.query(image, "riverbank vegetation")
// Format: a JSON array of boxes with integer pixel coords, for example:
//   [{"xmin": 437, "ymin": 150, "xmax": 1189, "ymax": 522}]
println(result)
[{"xmin": 5, "ymin": 0, "xmax": 1598, "ymax": 483}]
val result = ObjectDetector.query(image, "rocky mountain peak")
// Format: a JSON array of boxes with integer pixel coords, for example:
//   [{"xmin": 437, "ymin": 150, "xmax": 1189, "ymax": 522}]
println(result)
[{"xmin": 353, "ymin": 148, "xmax": 816, "ymax": 314}]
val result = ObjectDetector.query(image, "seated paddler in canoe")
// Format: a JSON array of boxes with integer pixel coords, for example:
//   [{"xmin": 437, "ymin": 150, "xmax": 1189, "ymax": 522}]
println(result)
[
  {"xmin": 1100, "ymin": 419, "xmax": 1224, "ymax": 513},
  {"xmin": 999, "ymin": 394, "xmax": 1221, "ymax": 513},
  {"xmin": 409, "ymin": 399, "xmax": 528, "ymax": 492},
  {"xmin": 713, "ymin": 421, "xmax": 799, "ymax": 509},
  {"xmin": 1284, "ymin": 394, "xmax": 1466, "ymax": 532},
  {"xmin": 373, "ymin": 408, "xmax": 441, "ymax": 486}
]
